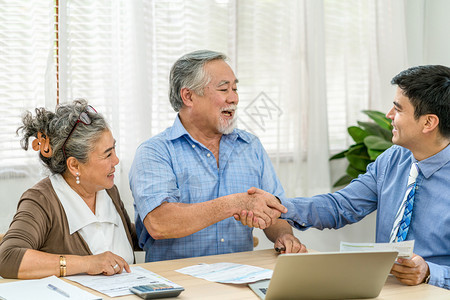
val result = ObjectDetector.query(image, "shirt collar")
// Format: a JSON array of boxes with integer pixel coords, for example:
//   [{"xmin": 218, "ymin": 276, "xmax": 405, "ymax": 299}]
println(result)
[
  {"xmin": 417, "ymin": 144, "xmax": 450, "ymax": 179},
  {"xmin": 50, "ymin": 174, "xmax": 120, "ymax": 234},
  {"xmin": 167, "ymin": 114, "xmax": 251, "ymax": 144}
]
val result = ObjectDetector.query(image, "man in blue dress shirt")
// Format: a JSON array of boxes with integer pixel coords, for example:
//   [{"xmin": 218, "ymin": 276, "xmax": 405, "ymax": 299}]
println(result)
[
  {"xmin": 240, "ymin": 65, "xmax": 450, "ymax": 289},
  {"xmin": 129, "ymin": 50, "xmax": 305, "ymax": 262}
]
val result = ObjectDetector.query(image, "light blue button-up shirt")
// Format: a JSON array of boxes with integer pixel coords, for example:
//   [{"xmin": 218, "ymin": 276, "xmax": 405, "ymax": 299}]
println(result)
[
  {"xmin": 129, "ymin": 115, "xmax": 285, "ymax": 262},
  {"xmin": 282, "ymin": 145, "xmax": 450, "ymax": 289}
]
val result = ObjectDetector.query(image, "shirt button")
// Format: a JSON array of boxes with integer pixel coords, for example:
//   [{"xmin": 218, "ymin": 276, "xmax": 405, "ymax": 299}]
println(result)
[
  {"xmin": 220, "ymin": 238, "xmax": 225, "ymax": 242},
  {"xmin": 207, "ymin": 153, "xmax": 211, "ymax": 157},
  {"xmin": 192, "ymin": 144, "xmax": 195, "ymax": 148}
]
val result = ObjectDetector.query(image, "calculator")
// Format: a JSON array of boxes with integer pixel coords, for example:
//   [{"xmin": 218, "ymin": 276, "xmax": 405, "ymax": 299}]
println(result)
[{"xmin": 129, "ymin": 283, "xmax": 184, "ymax": 299}]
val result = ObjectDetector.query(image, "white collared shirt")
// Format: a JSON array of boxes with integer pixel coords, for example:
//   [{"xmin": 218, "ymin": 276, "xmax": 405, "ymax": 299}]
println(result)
[{"xmin": 50, "ymin": 174, "xmax": 134, "ymax": 264}]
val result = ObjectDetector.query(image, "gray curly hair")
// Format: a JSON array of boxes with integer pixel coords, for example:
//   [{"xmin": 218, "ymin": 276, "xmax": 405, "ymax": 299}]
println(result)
[
  {"xmin": 169, "ymin": 50, "xmax": 228, "ymax": 112},
  {"xmin": 17, "ymin": 99, "xmax": 109, "ymax": 174}
]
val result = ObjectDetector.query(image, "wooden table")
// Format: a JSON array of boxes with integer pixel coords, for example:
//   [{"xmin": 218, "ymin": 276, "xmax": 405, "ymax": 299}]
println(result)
[{"xmin": 1, "ymin": 249, "xmax": 448, "ymax": 299}]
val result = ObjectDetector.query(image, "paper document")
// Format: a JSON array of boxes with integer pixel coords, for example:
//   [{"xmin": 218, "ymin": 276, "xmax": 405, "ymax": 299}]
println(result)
[
  {"xmin": 66, "ymin": 266, "xmax": 182, "ymax": 297},
  {"xmin": 340, "ymin": 240, "xmax": 414, "ymax": 259},
  {"xmin": 0, "ymin": 275, "xmax": 101, "ymax": 300},
  {"xmin": 176, "ymin": 262, "xmax": 272, "ymax": 284}
]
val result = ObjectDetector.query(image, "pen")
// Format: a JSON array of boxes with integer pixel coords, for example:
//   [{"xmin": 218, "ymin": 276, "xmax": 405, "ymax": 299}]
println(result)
[
  {"xmin": 275, "ymin": 247, "xmax": 286, "ymax": 253},
  {"xmin": 47, "ymin": 283, "xmax": 70, "ymax": 298}
]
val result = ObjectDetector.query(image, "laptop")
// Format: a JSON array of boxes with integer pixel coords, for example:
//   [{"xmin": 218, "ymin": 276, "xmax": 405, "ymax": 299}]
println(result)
[{"xmin": 248, "ymin": 251, "xmax": 398, "ymax": 300}]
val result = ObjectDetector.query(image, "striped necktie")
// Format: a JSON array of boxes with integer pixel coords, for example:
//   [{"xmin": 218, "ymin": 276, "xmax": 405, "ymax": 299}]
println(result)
[{"xmin": 389, "ymin": 162, "xmax": 419, "ymax": 243}]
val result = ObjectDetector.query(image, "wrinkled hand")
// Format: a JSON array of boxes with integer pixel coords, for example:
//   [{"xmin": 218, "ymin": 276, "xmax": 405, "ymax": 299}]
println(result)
[
  {"xmin": 274, "ymin": 233, "xmax": 307, "ymax": 254},
  {"xmin": 234, "ymin": 210, "xmax": 266, "ymax": 229},
  {"xmin": 86, "ymin": 251, "xmax": 131, "ymax": 276},
  {"xmin": 390, "ymin": 253, "xmax": 430, "ymax": 285},
  {"xmin": 236, "ymin": 188, "xmax": 287, "ymax": 228},
  {"xmin": 234, "ymin": 188, "xmax": 286, "ymax": 229}
]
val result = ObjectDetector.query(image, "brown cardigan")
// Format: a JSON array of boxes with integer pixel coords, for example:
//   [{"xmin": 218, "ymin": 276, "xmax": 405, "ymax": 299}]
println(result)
[{"xmin": 0, "ymin": 177, "xmax": 139, "ymax": 278}]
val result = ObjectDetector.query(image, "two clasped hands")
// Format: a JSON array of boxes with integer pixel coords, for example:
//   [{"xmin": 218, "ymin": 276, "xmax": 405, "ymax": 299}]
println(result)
[{"xmin": 234, "ymin": 187, "xmax": 307, "ymax": 254}]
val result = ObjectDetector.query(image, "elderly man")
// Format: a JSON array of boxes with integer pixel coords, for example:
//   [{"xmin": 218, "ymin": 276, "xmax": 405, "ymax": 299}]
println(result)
[
  {"xmin": 129, "ymin": 50, "xmax": 305, "ymax": 262},
  {"xmin": 241, "ymin": 65, "xmax": 450, "ymax": 289}
]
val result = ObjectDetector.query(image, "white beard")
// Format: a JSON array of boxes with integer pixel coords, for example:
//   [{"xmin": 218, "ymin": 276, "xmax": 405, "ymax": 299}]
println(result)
[{"xmin": 218, "ymin": 109, "xmax": 238, "ymax": 134}]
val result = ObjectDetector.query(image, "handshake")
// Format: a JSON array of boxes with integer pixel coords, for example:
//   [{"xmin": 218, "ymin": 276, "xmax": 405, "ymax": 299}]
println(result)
[{"xmin": 233, "ymin": 187, "xmax": 287, "ymax": 230}]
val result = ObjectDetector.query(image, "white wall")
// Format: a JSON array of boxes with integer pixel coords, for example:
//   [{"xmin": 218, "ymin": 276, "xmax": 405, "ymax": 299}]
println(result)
[
  {"xmin": 0, "ymin": 176, "xmax": 41, "ymax": 233},
  {"xmin": 1, "ymin": 1, "xmax": 449, "ymax": 253},
  {"xmin": 422, "ymin": 0, "xmax": 450, "ymax": 65},
  {"xmin": 406, "ymin": 0, "xmax": 450, "ymax": 66}
]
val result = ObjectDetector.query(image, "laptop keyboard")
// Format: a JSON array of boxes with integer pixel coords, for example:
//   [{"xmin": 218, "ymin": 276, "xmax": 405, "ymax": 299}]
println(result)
[{"xmin": 259, "ymin": 288, "xmax": 267, "ymax": 295}]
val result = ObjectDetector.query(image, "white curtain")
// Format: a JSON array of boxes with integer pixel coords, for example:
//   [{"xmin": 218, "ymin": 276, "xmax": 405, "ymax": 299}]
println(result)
[
  {"xmin": 0, "ymin": 0, "xmax": 409, "ymax": 248},
  {"xmin": 290, "ymin": 0, "xmax": 408, "ymax": 251},
  {"xmin": 324, "ymin": 0, "xmax": 408, "ymax": 153},
  {"xmin": 0, "ymin": 1, "xmax": 56, "ymax": 233},
  {"xmin": 285, "ymin": 0, "xmax": 331, "ymax": 197},
  {"xmin": 0, "ymin": 1, "xmax": 55, "ymax": 174}
]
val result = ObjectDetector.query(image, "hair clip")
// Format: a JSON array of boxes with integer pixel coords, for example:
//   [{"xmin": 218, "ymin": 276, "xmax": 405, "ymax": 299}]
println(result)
[{"xmin": 32, "ymin": 131, "xmax": 53, "ymax": 158}]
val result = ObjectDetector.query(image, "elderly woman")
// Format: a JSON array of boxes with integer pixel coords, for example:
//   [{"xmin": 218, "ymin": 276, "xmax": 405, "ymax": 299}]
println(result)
[{"xmin": 0, "ymin": 99, "xmax": 138, "ymax": 279}]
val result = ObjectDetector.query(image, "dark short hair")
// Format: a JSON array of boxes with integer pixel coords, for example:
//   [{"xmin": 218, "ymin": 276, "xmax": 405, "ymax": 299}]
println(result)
[{"xmin": 391, "ymin": 65, "xmax": 450, "ymax": 138}]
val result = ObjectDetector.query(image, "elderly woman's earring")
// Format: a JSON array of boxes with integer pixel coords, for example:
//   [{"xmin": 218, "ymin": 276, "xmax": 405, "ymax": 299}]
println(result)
[{"xmin": 76, "ymin": 172, "xmax": 80, "ymax": 185}]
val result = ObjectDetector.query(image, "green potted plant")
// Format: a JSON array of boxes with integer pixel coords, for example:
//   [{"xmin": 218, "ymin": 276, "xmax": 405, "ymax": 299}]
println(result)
[{"xmin": 330, "ymin": 110, "xmax": 393, "ymax": 187}]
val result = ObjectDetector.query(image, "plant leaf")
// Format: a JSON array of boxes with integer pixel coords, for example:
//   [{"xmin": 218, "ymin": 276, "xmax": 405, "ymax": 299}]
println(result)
[
  {"xmin": 357, "ymin": 121, "xmax": 393, "ymax": 141},
  {"xmin": 367, "ymin": 148, "xmax": 385, "ymax": 160},
  {"xmin": 346, "ymin": 164, "xmax": 365, "ymax": 178},
  {"xmin": 329, "ymin": 149, "xmax": 347, "ymax": 160},
  {"xmin": 345, "ymin": 144, "xmax": 371, "ymax": 171},
  {"xmin": 330, "ymin": 110, "xmax": 393, "ymax": 187},
  {"xmin": 333, "ymin": 174, "xmax": 354, "ymax": 187},
  {"xmin": 363, "ymin": 135, "xmax": 393, "ymax": 150},
  {"xmin": 348, "ymin": 126, "xmax": 369, "ymax": 143},
  {"xmin": 362, "ymin": 110, "xmax": 393, "ymax": 131}
]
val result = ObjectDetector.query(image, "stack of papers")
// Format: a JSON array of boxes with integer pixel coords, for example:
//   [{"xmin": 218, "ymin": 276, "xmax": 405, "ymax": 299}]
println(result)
[
  {"xmin": 176, "ymin": 262, "xmax": 273, "ymax": 284},
  {"xmin": 66, "ymin": 266, "xmax": 182, "ymax": 297},
  {"xmin": 0, "ymin": 275, "xmax": 100, "ymax": 300},
  {"xmin": 340, "ymin": 240, "xmax": 415, "ymax": 258}
]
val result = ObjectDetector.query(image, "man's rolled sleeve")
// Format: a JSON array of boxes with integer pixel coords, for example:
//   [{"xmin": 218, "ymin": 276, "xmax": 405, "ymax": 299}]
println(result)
[
  {"xmin": 135, "ymin": 194, "xmax": 177, "ymax": 222},
  {"xmin": 427, "ymin": 261, "xmax": 450, "ymax": 290},
  {"xmin": 129, "ymin": 141, "xmax": 180, "ymax": 221}
]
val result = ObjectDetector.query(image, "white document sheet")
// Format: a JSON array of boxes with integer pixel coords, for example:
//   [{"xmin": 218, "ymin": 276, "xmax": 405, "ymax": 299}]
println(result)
[
  {"xmin": 340, "ymin": 240, "xmax": 415, "ymax": 259},
  {"xmin": 66, "ymin": 266, "xmax": 182, "ymax": 297},
  {"xmin": 0, "ymin": 275, "xmax": 101, "ymax": 300},
  {"xmin": 175, "ymin": 262, "xmax": 273, "ymax": 284}
]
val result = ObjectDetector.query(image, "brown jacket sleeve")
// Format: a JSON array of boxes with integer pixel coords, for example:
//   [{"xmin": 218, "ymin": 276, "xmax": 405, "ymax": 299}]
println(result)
[{"xmin": 0, "ymin": 192, "xmax": 49, "ymax": 278}]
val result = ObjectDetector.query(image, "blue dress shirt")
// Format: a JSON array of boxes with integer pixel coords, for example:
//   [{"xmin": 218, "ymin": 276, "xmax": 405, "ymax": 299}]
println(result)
[
  {"xmin": 281, "ymin": 145, "xmax": 450, "ymax": 289},
  {"xmin": 129, "ymin": 115, "xmax": 285, "ymax": 262}
]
